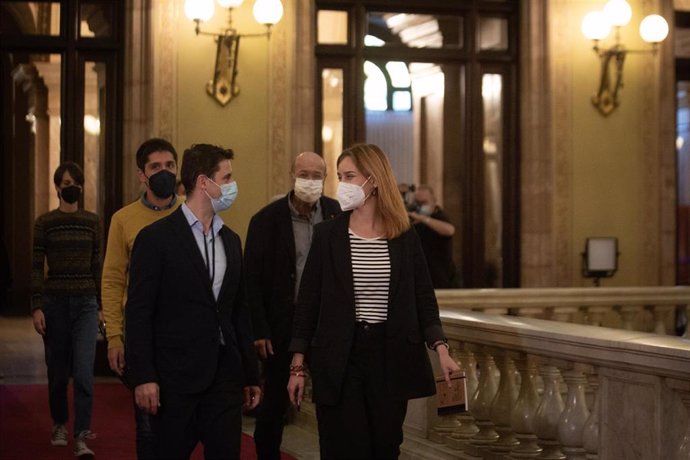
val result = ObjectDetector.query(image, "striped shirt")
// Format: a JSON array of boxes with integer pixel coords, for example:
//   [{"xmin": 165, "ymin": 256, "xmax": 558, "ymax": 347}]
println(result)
[{"xmin": 349, "ymin": 229, "xmax": 390, "ymax": 323}]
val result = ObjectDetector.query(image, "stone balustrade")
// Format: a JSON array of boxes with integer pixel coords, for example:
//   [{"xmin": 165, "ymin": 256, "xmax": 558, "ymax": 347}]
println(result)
[
  {"xmin": 435, "ymin": 287, "xmax": 690, "ymax": 337},
  {"xmin": 401, "ymin": 310, "xmax": 690, "ymax": 460}
]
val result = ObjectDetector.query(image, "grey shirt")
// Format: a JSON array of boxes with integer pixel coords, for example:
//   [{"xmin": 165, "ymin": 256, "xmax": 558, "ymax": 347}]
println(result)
[{"xmin": 287, "ymin": 193, "xmax": 324, "ymax": 302}]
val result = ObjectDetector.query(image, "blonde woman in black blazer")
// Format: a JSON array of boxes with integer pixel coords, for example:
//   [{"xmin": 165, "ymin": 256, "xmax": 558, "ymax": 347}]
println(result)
[{"xmin": 288, "ymin": 144, "xmax": 459, "ymax": 459}]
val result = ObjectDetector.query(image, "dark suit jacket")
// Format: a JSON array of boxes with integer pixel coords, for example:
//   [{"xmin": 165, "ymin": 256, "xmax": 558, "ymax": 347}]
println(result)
[
  {"xmin": 245, "ymin": 193, "xmax": 340, "ymax": 347},
  {"xmin": 125, "ymin": 207, "xmax": 259, "ymax": 394},
  {"xmin": 289, "ymin": 212, "xmax": 445, "ymax": 405}
]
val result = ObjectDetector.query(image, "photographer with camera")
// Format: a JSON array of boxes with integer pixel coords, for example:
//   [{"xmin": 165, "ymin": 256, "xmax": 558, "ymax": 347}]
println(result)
[{"xmin": 408, "ymin": 184, "xmax": 459, "ymax": 288}]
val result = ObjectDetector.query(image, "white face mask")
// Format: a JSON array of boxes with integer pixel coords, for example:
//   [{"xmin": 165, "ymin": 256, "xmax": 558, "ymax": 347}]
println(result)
[
  {"xmin": 336, "ymin": 177, "xmax": 371, "ymax": 211},
  {"xmin": 294, "ymin": 178, "xmax": 323, "ymax": 203}
]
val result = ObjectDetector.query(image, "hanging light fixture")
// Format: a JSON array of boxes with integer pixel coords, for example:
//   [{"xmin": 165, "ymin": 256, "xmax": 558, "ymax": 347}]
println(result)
[
  {"xmin": 184, "ymin": 0, "xmax": 284, "ymax": 106},
  {"xmin": 581, "ymin": 0, "xmax": 668, "ymax": 116}
]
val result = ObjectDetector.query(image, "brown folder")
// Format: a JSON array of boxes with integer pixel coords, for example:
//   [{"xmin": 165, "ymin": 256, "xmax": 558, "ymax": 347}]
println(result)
[{"xmin": 435, "ymin": 371, "xmax": 468, "ymax": 416}]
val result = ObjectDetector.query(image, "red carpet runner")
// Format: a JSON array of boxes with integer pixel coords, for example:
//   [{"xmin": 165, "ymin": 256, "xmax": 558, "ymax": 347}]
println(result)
[{"xmin": 0, "ymin": 383, "xmax": 296, "ymax": 460}]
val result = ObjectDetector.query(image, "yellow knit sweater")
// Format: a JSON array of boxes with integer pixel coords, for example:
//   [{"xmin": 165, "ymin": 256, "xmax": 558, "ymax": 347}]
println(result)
[{"xmin": 101, "ymin": 197, "xmax": 180, "ymax": 348}]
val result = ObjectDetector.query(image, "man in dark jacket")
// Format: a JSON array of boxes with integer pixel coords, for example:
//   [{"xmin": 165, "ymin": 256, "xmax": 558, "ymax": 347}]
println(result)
[
  {"xmin": 125, "ymin": 144, "xmax": 260, "ymax": 459},
  {"xmin": 245, "ymin": 152, "xmax": 340, "ymax": 459}
]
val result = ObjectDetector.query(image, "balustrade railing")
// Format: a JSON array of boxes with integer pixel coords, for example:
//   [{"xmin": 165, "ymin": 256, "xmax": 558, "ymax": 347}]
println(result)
[
  {"xmin": 406, "ymin": 310, "xmax": 690, "ymax": 460},
  {"xmin": 435, "ymin": 287, "xmax": 690, "ymax": 337}
]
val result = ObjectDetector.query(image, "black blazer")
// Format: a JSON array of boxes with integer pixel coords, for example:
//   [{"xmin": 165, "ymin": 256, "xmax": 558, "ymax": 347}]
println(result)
[
  {"xmin": 125, "ymin": 207, "xmax": 259, "ymax": 394},
  {"xmin": 289, "ymin": 212, "xmax": 445, "ymax": 405},
  {"xmin": 245, "ymin": 193, "xmax": 340, "ymax": 346}
]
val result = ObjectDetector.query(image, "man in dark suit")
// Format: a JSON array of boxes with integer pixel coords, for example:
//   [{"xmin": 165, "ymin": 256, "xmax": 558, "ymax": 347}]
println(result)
[
  {"xmin": 245, "ymin": 152, "xmax": 340, "ymax": 459},
  {"xmin": 125, "ymin": 144, "xmax": 261, "ymax": 459}
]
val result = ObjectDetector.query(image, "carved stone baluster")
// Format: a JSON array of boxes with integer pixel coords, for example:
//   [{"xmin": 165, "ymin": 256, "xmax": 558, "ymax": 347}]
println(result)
[
  {"xmin": 647, "ymin": 304, "xmax": 674, "ymax": 335},
  {"xmin": 551, "ymin": 307, "xmax": 578, "ymax": 324},
  {"xmin": 535, "ymin": 365, "xmax": 566, "ymax": 459},
  {"xmin": 490, "ymin": 351, "xmax": 521, "ymax": 456},
  {"xmin": 558, "ymin": 370, "xmax": 590, "ymax": 460},
  {"xmin": 516, "ymin": 307, "xmax": 543, "ymax": 319},
  {"xmin": 618, "ymin": 305, "xmax": 642, "ymax": 331},
  {"xmin": 429, "ymin": 340, "xmax": 462, "ymax": 444},
  {"xmin": 585, "ymin": 306, "xmax": 608, "ymax": 327},
  {"xmin": 447, "ymin": 344, "xmax": 480, "ymax": 450},
  {"xmin": 510, "ymin": 355, "xmax": 543, "ymax": 459},
  {"xmin": 465, "ymin": 349, "xmax": 501, "ymax": 457},
  {"xmin": 582, "ymin": 374, "xmax": 600, "ymax": 460}
]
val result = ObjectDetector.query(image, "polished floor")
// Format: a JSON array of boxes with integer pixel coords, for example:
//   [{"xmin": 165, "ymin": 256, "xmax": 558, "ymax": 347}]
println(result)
[{"xmin": 0, "ymin": 315, "xmax": 320, "ymax": 459}]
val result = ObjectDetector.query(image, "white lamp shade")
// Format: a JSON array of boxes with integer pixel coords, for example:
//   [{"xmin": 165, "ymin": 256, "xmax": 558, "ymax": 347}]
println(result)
[
  {"xmin": 603, "ymin": 0, "xmax": 632, "ymax": 27},
  {"xmin": 184, "ymin": 0, "xmax": 214, "ymax": 22},
  {"xmin": 217, "ymin": 0, "xmax": 244, "ymax": 8},
  {"xmin": 586, "ymin": 238, "xmax": 618, "ymax": 272},
  {"xmin": 639, "ymin": 14, "xmax": 669, "ymax": 43},
  {"xmin": 253, "ymin": 0, "xmax": 284, "ymax": 26},
  {"xmin": 581, "ymin": 11, "xmax": 611, "ymax": 41}
]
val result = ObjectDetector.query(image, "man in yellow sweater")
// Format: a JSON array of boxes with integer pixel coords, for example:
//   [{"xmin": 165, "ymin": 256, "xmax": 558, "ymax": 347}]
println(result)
[{"xmin": 101, "ymin": 138, "xmax": 180, "ymax": 459}]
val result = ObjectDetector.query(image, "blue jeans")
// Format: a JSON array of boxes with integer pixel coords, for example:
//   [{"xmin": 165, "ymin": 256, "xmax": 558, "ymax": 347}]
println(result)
[{"xmin": 42, "ymin": 295, "xmax": 98, "ymax": 435}]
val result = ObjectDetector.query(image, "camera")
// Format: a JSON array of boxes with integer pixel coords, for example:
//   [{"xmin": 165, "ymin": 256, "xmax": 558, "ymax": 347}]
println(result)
[{"xmin": 405, "ymin": 201, "xmax": 420, "ymax": 213}]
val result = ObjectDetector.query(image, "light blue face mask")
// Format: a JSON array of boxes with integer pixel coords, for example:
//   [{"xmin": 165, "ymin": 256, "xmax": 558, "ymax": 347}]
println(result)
[{"xmin": 204, "ymin": 176, "xmax": 238, "ymax": 212}]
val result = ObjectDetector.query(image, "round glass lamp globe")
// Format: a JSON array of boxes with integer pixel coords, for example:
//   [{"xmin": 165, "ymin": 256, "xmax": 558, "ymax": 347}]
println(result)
[
  {"xmin": 217, "ymin": 0, "xmax": 244, "ymax": 8},
  {"xmin": 603, "ymin": 0, "xmax": 632, "ymax": 27},
  {"xmin": 581, "ymin": 11, "xmax": 611, "ymax": 41},
  {"xmin": 184, "ymin": 0, "xmax": 214, "ymax": 22},
  {"xmin": 253, "ymin": 0, "xmax": 284, "ymax": 25},
  {"xmin": 639, "ymin": 14, "xmax": 669, "ymax": 43}
]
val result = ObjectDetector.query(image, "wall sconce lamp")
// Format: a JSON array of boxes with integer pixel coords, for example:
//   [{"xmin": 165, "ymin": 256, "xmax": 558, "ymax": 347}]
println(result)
[
  {"xmin": 582, "ymin": 237, "xmax": 620, "ymax": 286},
  {"xmin": 184, "ymin": 0, "xmax": 284, "ymax": 106},
  {"xmin": 581, "ymin": 0, "xmax": 668, "ymax": 116}
]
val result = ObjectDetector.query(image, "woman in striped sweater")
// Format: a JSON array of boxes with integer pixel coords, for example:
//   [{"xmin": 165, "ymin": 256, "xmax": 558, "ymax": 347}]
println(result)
[{"xmin": 288, "ymin": 144, "xmax": 459, "ymax": 459}]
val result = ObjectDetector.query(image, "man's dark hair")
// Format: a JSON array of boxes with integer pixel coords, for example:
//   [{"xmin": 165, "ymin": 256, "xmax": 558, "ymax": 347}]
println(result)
[
  {"xmin": 53, "ymin": 161, "xmax": 84, "ymax": 187},
  {"xmin": 135, "ymin": 138, "xmax": 178, "ymax": 171},
  {"xmin": 180, "ymin": 144, "xmax": 234, "ymax": 194}
]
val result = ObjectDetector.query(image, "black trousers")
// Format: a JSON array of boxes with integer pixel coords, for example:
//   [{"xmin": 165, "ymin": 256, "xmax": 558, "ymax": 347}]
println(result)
[
  {"xmin": 253, "ymin": 343, "xmax": 291, "ymax": 460},
  {"xmin": 133, "ymin": 397, "xmax": 156, "ymax": 460},
  {"xmin": 152, "ymin": 347, "xmax": 243, "ymax": 460},
  {"xmin": 316, "ymin": 322, "xmax": 408, "ymax": 460}
]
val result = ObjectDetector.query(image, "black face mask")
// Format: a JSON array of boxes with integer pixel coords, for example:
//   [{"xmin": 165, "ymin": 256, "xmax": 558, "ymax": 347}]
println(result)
[
  {"xmin": 60, "ymin": 185, "xmax": 81, "ymax": 204},
  {"xmin": 147, "ymin": 170, "xmax": 176, "ymax": 199}
]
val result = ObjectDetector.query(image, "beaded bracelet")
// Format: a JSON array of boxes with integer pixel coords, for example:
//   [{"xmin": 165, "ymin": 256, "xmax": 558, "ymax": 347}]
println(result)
[{"xmin": 290, "ymin": 371, "xmax": 306, "ymax": 378}]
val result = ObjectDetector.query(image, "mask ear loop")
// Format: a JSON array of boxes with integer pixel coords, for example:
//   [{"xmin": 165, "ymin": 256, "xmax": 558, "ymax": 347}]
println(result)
[
  {"xmin": 202, "ymin": 175, "xmax": 226, "ymax": 200},
  {"xmin": 201, "ymin": 175, "xmax": 219, "ymax": 210},
  {"xmin": 361, "ymin": 175, "xmax": 377, "ymax": 201}
]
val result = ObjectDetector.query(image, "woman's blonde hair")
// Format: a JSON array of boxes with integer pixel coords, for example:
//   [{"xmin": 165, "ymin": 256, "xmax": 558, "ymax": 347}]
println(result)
[{"xmin": 337, "ymin": 144, "xmax": 410, "ymax": 239}]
